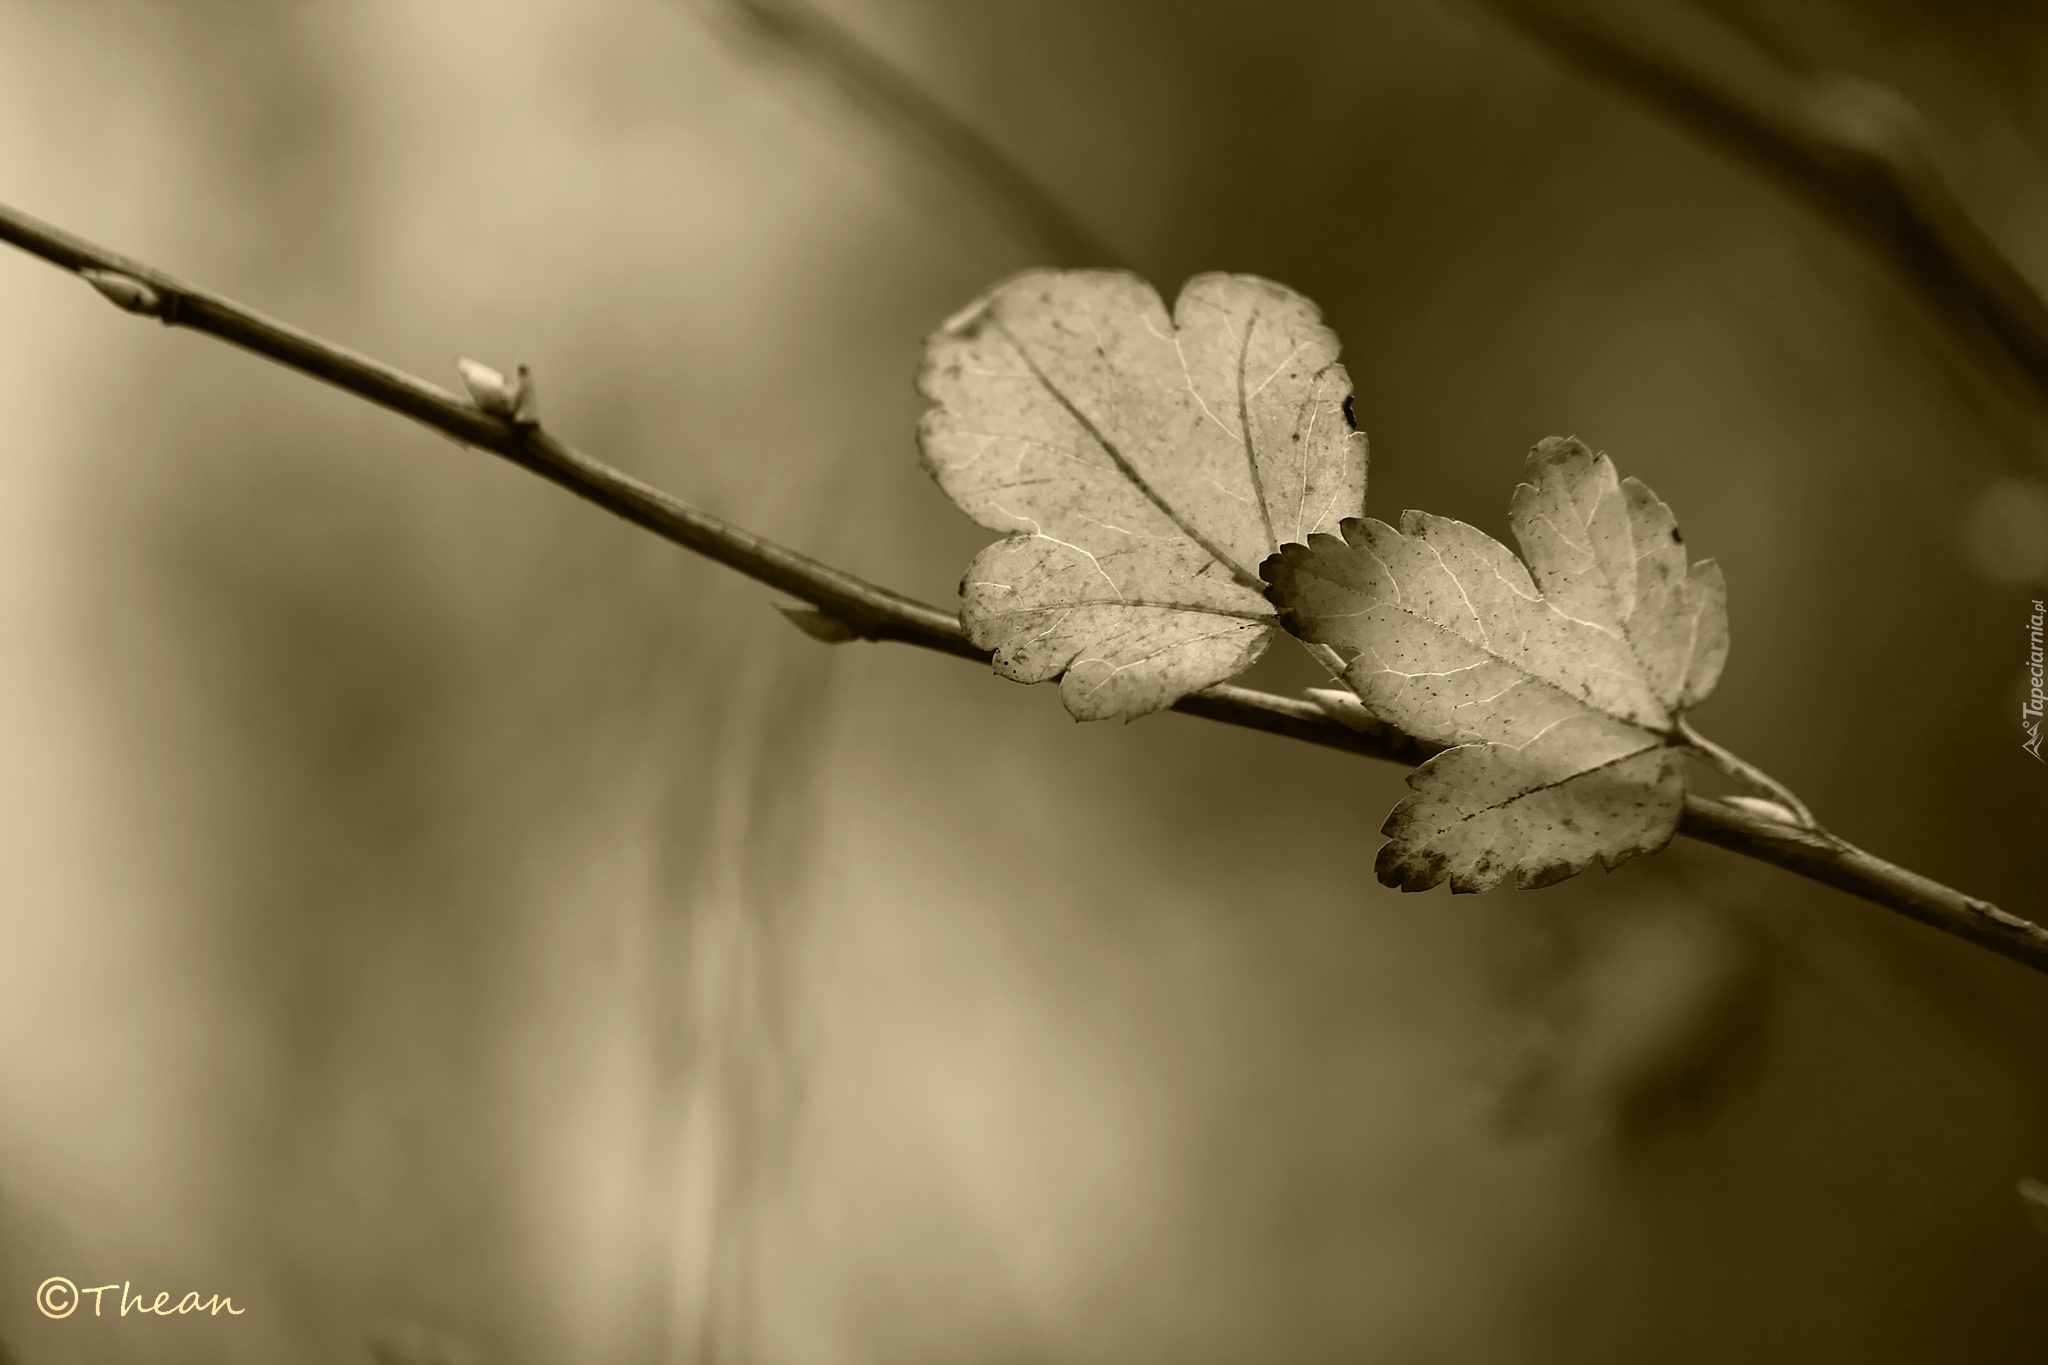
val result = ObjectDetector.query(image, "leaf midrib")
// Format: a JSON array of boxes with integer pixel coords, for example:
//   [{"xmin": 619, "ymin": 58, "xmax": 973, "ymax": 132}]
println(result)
[{"xmin": 991, "ymin": 314, "xmax": 1268, "ymax": 594}]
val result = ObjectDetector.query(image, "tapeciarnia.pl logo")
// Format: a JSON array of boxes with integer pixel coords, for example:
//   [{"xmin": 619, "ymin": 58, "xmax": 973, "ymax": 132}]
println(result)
[{"xmin": 2026, "ymin": 599, "xmax": 2045, "ymax": 762}]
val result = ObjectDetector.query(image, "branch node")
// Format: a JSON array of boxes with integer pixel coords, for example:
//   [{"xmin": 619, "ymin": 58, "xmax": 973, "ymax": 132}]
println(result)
[
  {"xmin": 1304, "ymin": 686, "xmax": 1380, "ymax": 733},
  {"xmin": 1676, "ymin": 717, "xmax": 1821, "ymax": 830},
  {"xmin": 79, "ymin": 267, "xmax": 161, "ymax": 318},
  {"xmin": 1720, "ymin": 793, "xmax": 1803, "ymax": 827}
]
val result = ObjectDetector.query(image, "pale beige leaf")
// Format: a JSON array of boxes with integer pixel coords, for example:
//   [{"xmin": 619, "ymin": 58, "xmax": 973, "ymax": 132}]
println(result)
[
  {"xmin": 1510, "ymin": 437, "xmax": 1728, "ymax": 713},
  {"xmin": 1377, "ymin": 734, "xmax": 1683, "ymax": 894},
  {"xmin": 920, "ymin": 269, "xmax": 1366, "ymax": 719},
  {"xmin": 1263, "ymin": 438, "xmax": 1724, "ymax": 891}
]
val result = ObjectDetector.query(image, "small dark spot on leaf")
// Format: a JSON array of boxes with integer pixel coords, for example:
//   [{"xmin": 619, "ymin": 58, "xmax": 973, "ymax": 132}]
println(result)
[
  {"xmin": 1671, "ymin": 526, "xmax": 1684, "ymax": 544},
  {"xmin": 1342, "ymin": 394, "xmax": 1358, "ymax": 429}
]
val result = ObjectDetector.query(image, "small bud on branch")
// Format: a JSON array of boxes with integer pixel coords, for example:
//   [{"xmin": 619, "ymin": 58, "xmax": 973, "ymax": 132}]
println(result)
[
  {"xmin": 456, "ymin": 357, "xmax": 540, "ymax": 428},
  {"xmin": 81, "ymin": 268, "xmax": 162, "ymax": 317},
  {"xmin": 775, "ymin": 603, "xmax": 859, "ymax": 643}
]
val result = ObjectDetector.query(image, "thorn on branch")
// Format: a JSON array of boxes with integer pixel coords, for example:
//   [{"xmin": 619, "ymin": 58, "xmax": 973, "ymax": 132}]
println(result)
[
  {"xmin": 775, "ymin": 603, "xmax": 860, "ymax": 643},
  {"xmin": 456, "ymin": 357, "xmax": 540, "ymax": 427},
  {"xmin": 80, "ymin": 267, "xmax": 162, "ymax": 318}
]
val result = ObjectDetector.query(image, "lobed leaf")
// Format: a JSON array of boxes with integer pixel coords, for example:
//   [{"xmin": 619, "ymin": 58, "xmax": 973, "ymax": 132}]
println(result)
[
  {"xmin": 919, "ymin": 270, "xmax": 1366, "ymax": 719},
  {"xmin": 1263, "ymin": 437, "xmax": 1726, "ymax": 892}
]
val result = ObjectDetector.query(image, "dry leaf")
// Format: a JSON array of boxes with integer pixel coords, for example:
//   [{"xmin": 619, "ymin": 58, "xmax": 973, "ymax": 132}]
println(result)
[
  {"xmin": 1263, "ymin": 438, "xmax": 1727, "ymax": 891},
  {"xmin": 920, "ymin": 270, "xmax": 1365, "ymax": 719}
]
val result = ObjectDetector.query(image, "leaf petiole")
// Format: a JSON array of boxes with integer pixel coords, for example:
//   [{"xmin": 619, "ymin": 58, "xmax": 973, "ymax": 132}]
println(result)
[
  {"xmin": 1674, "ymin": 717, "xmax": 1822, "ymax": 832},
  {"xmin": 1300, "ymin": 640, "xmax": 1351, "ymax": 682}
]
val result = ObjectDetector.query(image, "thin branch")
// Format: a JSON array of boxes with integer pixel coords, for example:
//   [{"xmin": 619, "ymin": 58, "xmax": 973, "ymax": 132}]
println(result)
[
  {"xmin": 3, "ymin": 199, "xmax": 2043, "ymax": 977},
  {"xmin": 18, "ymin": 209, "xmax": 973, "ymax": 661},
  {"xmin": 1484, "ymin": 0, "xmax": 2048, "ymax": 432},
  {"xmin": 701, "ymin": 0, "xmax": 1126, "ymax": 269},
  {"xmin": 1679, "ymin": 799, "xmax": 2048, "ymax": 977}
]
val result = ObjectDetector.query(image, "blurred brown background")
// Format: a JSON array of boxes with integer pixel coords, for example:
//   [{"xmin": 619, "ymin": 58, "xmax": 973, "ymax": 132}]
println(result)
[{"xmin": 0, "ymin": 1, "xmax": 2044, "ymax": 1362}]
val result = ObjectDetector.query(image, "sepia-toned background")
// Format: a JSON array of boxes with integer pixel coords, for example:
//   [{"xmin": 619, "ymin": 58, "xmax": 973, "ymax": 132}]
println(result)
[{"xmin": 1, "ymin": 2, "xmax": 2045, "ymax": 1361}]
